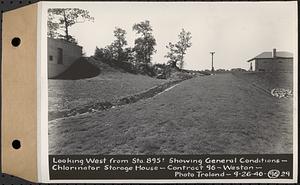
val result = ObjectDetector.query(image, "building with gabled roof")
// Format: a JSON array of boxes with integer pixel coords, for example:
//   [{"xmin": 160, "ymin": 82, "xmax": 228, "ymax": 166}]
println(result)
[{"xmin": 247, "ymin": 49, "xmax": 293, "ymax": 72}]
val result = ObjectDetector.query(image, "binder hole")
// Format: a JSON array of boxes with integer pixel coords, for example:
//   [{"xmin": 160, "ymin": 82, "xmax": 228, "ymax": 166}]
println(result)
[
  {"xmin": 11, "ymin": 37, "xmax": 21, "ymax": 47},
  {"xmin": 12, "ymin": 140, "xmax": 21, "ymax": 149}
]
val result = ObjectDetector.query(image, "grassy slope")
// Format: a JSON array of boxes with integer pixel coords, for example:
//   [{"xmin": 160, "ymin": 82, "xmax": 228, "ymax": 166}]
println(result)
[
  {"xmin": 48, "ymin": 63, "xmax": 167, "ymax": 113},
  {"xmin": 232, "ymin": 72, "xmax": 293, "ymax": 90},
  {"xmin": 49, "ymin": 73, "xmax": 293, "ymax": 155}
]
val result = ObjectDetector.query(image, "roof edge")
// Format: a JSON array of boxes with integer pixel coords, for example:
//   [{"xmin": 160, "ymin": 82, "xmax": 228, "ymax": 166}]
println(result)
[
  {"xmin": 247, "ymin": 58, "xmax": 255, "ymax": 62},
  {"xmin": 247, "ymin": 56, "xmax": 293, "ymax": 62}
]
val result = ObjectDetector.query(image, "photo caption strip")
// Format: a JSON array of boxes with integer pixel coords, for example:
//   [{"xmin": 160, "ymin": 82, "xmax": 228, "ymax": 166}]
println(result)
[{"xmin": 49, "ymin": 154, "xmax": 292, "ymax": 180}]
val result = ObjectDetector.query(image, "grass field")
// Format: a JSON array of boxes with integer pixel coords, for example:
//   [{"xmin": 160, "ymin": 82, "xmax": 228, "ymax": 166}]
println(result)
[
  {"xmin": 232, "ymin": 72, "xmax": 293, "ymax": 91},
  {"xmin": 48, "ymin": 71, "xmax": 167, "ymax": 113},
  {"xmin": 49, "ymin": 73, "xmax": 293, "ymax": 155}
]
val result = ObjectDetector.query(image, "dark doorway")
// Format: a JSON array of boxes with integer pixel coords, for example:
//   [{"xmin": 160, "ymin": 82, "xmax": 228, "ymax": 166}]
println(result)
[{"xmin": 57, "ymin": 48, "xmax": 63, "ymax": 64}]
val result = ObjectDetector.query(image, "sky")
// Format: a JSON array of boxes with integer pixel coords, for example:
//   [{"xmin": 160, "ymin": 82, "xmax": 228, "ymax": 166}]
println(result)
[{"xmin": 46, "ymin": 2, "xmax": 297, "ymax": 70}]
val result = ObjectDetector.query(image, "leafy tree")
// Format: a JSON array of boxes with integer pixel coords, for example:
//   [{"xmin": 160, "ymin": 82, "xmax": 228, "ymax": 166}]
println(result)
[
  {"xmin": 95, "ymin": 27, "xmax": 133, "ymax": 63},
  {"xmin": 48, "ymin": 8, "xmax": 94, "ymax": 43},
  {"xmin": 110, "ymin": 27, "xmax": 129, "ymax": 62},
  {"xmin": 165, "ymin": 43, "xmax": 178, "ymax": 68},
  {"xmin": 124, "ymin": 47, "xmax": 135, "ymax": 64},
  {"xmin": 94, "ymin": 46, "xmax": 113, "ymax": 62},
  {"xmin": 165, "ymin": 29, "xmax": 192, "ymax": 69},
  {"xmin": 48, "ymin": 15, "xmax": 59, "ymax": 38},
  {"xmin": 133, "ymin": 20, "xmax": 156, "ymax": 65}
]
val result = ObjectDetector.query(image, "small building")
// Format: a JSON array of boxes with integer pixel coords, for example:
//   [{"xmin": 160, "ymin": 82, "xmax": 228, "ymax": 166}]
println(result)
[
  {"xmin": 247, "ymin": 49, "xmax": 293, "ymax": 72},
  {"xmin": 48, "ymin": 38, "xmax": 83, "ymax": 78}
]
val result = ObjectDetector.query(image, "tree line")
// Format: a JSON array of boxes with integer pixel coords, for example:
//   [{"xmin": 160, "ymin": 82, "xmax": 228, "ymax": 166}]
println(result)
[
  {"xmin": 94, "ymin": 20, "xmax": 192, "ymax": 77},
  {"xmin": 47, "ymin": 8, "xmax": 192, "ymax": 78}
]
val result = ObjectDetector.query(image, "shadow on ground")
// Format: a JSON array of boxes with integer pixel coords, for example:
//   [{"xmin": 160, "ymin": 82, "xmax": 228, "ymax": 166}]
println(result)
[{"xmin": 53, "ymin": 57, "xmax": 101, "ymax": 80}]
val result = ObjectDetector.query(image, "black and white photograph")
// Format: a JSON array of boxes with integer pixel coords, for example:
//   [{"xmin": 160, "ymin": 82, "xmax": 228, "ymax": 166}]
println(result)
[{"xmin": 47, "ymin": 2, "xmax": 296, "ymax": 157}]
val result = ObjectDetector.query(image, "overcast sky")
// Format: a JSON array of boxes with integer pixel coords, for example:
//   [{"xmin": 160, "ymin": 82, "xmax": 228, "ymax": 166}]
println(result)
[{"xmin": 46, "ymin": 2, "xmax": 297, "ymax": 70}]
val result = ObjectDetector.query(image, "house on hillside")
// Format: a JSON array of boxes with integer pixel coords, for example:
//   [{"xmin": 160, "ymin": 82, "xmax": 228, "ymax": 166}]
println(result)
[
  {"xmin": 247, "ymin": 49, "xmax": 293, "ymax": 72},
  {"xmin": 48, "ymin": 37, "xmax": 83, "ymax": 78}
]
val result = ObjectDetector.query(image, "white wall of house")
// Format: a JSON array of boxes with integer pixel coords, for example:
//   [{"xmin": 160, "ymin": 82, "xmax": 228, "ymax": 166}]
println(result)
[{"xmin": 47, "ymin": 38, "xmax": 82, "ymax": 78}]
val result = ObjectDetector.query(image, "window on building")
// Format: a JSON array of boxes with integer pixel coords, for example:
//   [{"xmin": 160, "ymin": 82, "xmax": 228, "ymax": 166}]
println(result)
[
  {"xmin": 278, "ymin": 61, "xmax": 283, "ymax": 63},
  {"xmin": 57, "ymin": 48, "xmax": 63, "ymax": 64},
  {"xmin": 49, "ymin": 55, "xmax": 53, "ymax": 61}
]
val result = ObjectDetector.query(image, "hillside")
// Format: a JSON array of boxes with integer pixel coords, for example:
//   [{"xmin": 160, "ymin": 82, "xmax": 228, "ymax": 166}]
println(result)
[
  {"xmin": 52, "ymin": 57, "xmax": 101, "ymax": 80},
  {"xmin": 232, "ymin": 72, "xmax": 293, "ymax": 91},
  {"xmin": 48, "ymin": 58, "xmax": 168, "ymax": 118}
]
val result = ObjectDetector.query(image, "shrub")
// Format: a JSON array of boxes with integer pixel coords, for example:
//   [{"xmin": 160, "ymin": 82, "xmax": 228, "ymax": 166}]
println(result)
[
  {"xmin": 153, "ymin": 64, "xmax": 171, "ymax": 79},
  {"xmin": 137, "ymin": 63, "xmax": 156, "ymax": 77},
  {"xmin": 94, "ymin": 46, "xmax": 113, "ymax": 62}
]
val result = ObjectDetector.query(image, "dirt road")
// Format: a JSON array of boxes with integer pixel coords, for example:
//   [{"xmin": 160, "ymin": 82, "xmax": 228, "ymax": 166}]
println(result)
[{"xmin": 49, "ymin": 73, "xmax": 293, "ymax": 155}]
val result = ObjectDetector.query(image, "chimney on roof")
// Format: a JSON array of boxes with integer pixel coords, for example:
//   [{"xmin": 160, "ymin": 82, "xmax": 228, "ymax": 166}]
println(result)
[{"xmin": 273, "ymin": 48, "xmax": 277, "ymax": 58}]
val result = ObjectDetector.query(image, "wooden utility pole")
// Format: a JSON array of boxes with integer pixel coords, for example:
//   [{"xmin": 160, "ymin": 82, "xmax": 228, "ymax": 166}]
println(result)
[{"xmin": 210, "ymin": 52, "xmax": 215, "ymax": 72}]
